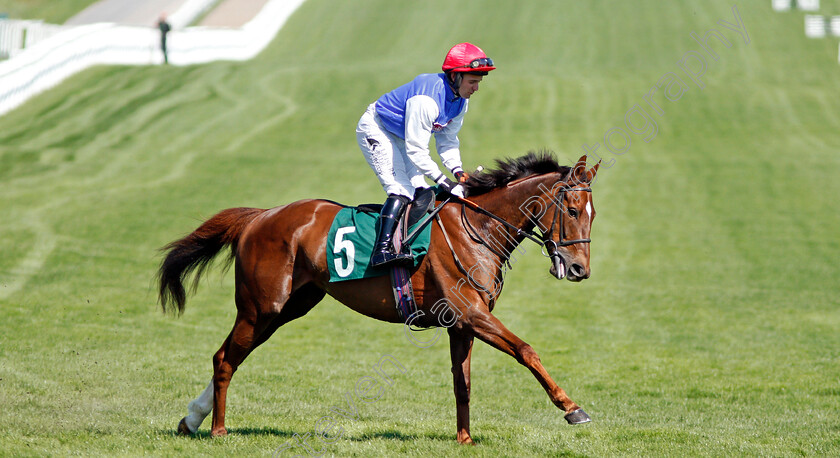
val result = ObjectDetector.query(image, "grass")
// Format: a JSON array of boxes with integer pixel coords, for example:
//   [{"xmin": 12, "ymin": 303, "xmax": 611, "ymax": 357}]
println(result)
[
  {"xmin": 0, "ymin": 0, "xmax": 99, "ymax": 23},
  {"xmin": 1, "ymin": 0, "xmax": 839, "ymax": 456}
]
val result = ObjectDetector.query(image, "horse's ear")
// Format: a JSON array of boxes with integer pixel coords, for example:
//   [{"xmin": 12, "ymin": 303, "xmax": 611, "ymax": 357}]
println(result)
[
  {"xmin": 586, "ymin": 160, "xmax": 601, "ymax": 183},
  {"xmin": 572, "ymin": 155, "xmax": 588, "ymax": 183}
]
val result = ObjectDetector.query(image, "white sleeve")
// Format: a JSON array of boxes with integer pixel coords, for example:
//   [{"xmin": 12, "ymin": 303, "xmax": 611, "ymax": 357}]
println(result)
[
  {"xmin": 435, "ymin": 100, "xmax": 468, "ymax": 174},
  {"xmin": 404, "ymin": 95, "xmax": 447, "ymax": 182}
]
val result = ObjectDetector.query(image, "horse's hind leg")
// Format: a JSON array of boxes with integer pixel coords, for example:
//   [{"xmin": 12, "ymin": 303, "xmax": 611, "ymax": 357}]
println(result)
[
  {"xmin": 209, "ymin": 309, "xmax": 256, "ymax": 436},
  {"xmin": 177, "ymin": 283, "xmax": 326, "ymax": 436},
  {"xmin": 178, "ymin": 318, "xmax": 255, "ymax": 437},
  {"xmin": 211, "ymin": 284, "xmax": 326, "ymax": 436},
  {"xmin": 179, "ymin": 379, "xmax": 214, "ymax": 435}
]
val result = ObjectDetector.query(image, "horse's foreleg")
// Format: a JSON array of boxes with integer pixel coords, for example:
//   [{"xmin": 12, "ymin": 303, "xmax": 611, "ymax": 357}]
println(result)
[
  {"xmin": 448, "ymin": 329, "xmax": 474, "ymax": 445},
  {"xmin": 469, "ymin": 312, "xmax": 590, "ymax": 423}
]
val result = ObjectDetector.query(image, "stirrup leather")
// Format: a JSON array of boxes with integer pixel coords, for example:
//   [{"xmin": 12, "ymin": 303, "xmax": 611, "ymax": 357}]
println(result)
[{"xmin": 370, "ymin": 195, "xmax": 413, "ymax": 267}]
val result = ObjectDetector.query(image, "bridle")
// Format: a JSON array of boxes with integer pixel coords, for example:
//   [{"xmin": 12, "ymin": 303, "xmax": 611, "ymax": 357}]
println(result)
[
  {"xmin": 459, "ymin": 183, "xmax": 592, "ymax": 261},
  {"xmin": 538, "ymin": 185, "xmax": 592, "ymax": 258}
]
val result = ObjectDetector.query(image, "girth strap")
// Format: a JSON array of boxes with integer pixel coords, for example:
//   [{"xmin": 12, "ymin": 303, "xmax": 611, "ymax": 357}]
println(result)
[{"xmin": 435, "ymin": 214, "xmax": 471, "ymax": 277}]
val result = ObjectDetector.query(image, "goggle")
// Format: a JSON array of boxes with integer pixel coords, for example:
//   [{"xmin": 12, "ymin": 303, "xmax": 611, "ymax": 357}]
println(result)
[{"xmin": 460, "ymin": 57, "xmax": 494, "ymax": 69}]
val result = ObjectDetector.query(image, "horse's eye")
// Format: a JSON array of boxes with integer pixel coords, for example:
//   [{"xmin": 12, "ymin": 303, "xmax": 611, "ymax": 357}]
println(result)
[{"xmin": 568, "ymin": 208, "xmax": 578, "ymax": 218}]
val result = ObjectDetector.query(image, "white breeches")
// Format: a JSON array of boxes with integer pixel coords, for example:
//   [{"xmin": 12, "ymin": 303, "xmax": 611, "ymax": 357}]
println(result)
[{"xmin": 356, "ymin": 103, "xmax": 428, "ymax": 199}]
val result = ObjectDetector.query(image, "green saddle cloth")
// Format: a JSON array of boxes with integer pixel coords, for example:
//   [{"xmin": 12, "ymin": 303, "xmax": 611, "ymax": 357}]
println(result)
[{"xmin": 327, "ymin": 207, "xmax": 432, "ymax": 282}]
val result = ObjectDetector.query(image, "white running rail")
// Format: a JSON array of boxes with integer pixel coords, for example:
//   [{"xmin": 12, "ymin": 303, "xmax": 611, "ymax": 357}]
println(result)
[{"xmin": 0, "ymin": 0, "xmax": 306, "ymax": 117}]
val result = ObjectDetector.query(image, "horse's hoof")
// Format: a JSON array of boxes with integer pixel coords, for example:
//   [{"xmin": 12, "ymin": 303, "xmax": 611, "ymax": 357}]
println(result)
[
  {"xmin": 177, "ymin": 418, "xmax": 194, "ymax": 436},
  {"xmin": 564, "ymin": 408, "xmax": 591, "ymax": 424},
  {"xmin": 211, "ymin": 427, "xmax": 228, "ymax": 437}
]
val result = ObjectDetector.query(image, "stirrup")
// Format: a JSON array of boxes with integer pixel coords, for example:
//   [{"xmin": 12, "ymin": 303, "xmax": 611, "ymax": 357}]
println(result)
[{"xmin": 371, "ymin": 250, "xmax": 413, "ymax": 267}]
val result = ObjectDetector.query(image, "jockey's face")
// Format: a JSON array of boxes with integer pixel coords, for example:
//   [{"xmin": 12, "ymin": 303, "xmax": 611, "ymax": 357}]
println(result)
[{"xmin": 458, "ymin": 74, "xmax": 484, "ymax": 99}]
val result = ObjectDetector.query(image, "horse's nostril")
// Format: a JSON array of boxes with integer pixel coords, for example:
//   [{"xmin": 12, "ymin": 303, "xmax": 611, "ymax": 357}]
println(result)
[{"xmin": 570, "ymin": 263, "xmax": 586, "ymax": 278}]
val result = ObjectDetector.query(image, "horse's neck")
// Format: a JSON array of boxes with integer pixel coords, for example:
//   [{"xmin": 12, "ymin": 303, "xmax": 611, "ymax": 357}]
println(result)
[{"xmin": 467, "ymin": 174, "xmax": 558, "ymax": 250}]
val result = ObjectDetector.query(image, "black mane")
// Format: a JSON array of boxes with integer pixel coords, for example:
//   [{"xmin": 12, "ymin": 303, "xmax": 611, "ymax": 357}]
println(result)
[{"xmin": 463, "ymin": 151, "xmax": 571, "ymax": 196}]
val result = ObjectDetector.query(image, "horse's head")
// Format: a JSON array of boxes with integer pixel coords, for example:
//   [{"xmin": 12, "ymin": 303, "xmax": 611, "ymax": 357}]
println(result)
[
  {"xmin": 533, "ymin": 155, "xmax": 599, "ymax": 282},
  {"xmin": 463, "ymin": 152, "xmax": 599, "ymax": 282}
]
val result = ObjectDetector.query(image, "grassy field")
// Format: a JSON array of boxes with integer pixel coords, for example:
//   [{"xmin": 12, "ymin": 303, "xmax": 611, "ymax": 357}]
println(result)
[
  {"xmin": 0, "ymin": 0, "xmax": 98, "ymax": 23},
  {"xmin": 1, "ymin": 0, "xmax": 839, "ymax": 456}
]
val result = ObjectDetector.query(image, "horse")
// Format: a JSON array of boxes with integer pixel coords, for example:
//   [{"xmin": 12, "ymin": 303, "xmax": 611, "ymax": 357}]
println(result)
[{"xmin": 157, "ymin": 151, "xmax": 600, "ymax": 445}]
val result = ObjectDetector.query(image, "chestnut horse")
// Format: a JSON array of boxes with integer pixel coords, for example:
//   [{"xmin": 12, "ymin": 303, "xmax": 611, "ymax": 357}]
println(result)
[{"xmin": 158, "ymin": 152, "xmax": 599, "ymax": 444}]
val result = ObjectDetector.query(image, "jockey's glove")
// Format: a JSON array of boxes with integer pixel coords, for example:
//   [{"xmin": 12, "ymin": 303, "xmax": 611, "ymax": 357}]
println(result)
[{"xmin": 437, "ymin": 176, "xmax": 465, "ymax": 198}]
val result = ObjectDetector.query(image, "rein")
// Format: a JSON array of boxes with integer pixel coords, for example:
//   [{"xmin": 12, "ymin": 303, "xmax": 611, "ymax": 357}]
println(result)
[{"xmin": 459, "ymin": 197, "xmax": 543, "ymax": 246}]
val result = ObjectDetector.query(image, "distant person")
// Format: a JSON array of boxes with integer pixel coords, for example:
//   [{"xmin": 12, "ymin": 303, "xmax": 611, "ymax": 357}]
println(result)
[
  {"xmin": 157, "ymin": 14, "xmax": 171, "ymax": 64},
  {"xmin": 356, "ymin": 42, "xmax": 496, "ymax": 267}
]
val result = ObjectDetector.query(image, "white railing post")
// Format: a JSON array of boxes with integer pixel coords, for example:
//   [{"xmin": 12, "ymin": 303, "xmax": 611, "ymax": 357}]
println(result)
[
  {"xmin": 772, "ymin": 0, "xmax": 792, "ymax": 12},
  {"xmin": 0, "ymin": 19, "xmax": 12, "ymax": 58},
  {"xmin": 830, "ymin": 16, "xmax": 840, "ymax": 37},
  {"xmin": 7, "ymin": 21, "xmax": 25, "ymax": 57},
  {"xmin": 797, "ymin": 0, "xmax": 820, "ymax": 12},
  {"xmin": 805, "ymin": 15, "xmax": 826, "ymax": 38}
]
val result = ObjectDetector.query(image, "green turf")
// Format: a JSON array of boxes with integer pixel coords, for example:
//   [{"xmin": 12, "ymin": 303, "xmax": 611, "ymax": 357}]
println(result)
[
  {"xmin": 0, "ymin": 0, "xmax": 99, "ymax": 23},
  {"xmin": 1, "ymin": 0, "xmax": 839, "ymax": 456}
]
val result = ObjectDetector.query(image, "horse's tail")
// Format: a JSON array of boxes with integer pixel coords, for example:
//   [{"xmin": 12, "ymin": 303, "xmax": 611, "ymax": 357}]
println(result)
[{"xmin": 157, "ymin": 207, "xmax": 265, "ymax": 315}]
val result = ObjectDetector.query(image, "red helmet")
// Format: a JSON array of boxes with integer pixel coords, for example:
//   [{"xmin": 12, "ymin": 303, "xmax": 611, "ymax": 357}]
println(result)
[{"xmin": 442, "ymin": 42, "xmax": 496, "ymax": 74}]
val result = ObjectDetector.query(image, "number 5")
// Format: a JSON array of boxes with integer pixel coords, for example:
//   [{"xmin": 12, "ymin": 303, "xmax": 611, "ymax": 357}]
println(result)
[{"xmin": 334, "ymin": 227, "xmax": 356, "ymax": 278}]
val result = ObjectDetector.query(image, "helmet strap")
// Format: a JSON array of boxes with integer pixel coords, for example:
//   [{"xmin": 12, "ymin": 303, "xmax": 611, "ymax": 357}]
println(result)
[{"xmin": 446, "ymin": 72, "xmax": 462, "ymax": 99}]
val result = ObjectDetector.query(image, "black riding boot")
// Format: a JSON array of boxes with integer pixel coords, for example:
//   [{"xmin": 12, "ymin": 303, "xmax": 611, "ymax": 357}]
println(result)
[{"xmin": 370, "ymin": 195, "xmax": 414, "ymax": 267}]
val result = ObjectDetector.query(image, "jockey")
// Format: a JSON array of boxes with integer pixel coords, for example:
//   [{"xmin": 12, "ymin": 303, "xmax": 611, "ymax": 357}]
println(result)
[{"xmin": 356, "ymin": 42, "xmax": 496, "ymax": 267}]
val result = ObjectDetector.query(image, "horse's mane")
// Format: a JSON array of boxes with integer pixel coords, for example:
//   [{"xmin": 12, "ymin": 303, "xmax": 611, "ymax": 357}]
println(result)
[{"xmin": 463, "ymin": 151, "xmax": 571, "ymax": 196}]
